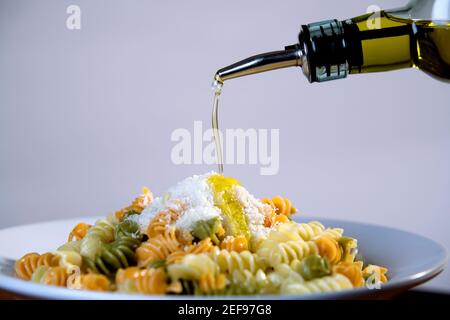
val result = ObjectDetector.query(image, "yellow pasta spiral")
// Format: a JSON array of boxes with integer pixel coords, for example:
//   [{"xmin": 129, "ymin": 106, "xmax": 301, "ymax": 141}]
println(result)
[
  {"xmin": 116, "ymin": 267, "xmax": 167, "ymax": 294},
  {"xmin": 260, "ymin": 240, "xmax": 319, "ymax": 267},
  {"xmin": 198, "ymin": 272, "xmax": 227, "ymax": 294},
  {"xmin": 220, "ymin": 235, "xmax": 248, "ymax": 252},
  {"xmin": 32, "ymin": 266, "xmax": 68, "ymax": 287},
  {"xmin": 261, "ymin": 196, "xmax": 297, "ymax": 216},
  {"xmin": 227, "ymin": 269, "xmax": 269, "ymax": 295},
  {"xmin": 318, "ymin": 228, "xmax": 344, "ymax": 240},
  {"xmin": 281, "ymin": 273, "xmax": 353, "ymax": 295},
  {"xmin": 68, "ymin": 223, "xmax": 91, "ymax": 242},
  {"xmin": 168, "ymin": 254, "xmax": 219, "ymax": 281},
  {"xmin": 210, "ymin": 248, "xmax": 261, "ymax": 275},
  {"xmin": 314, "ymin": 236, "xmax": 342, "ymax": 264},
  {"xmin": 80, "ymin": 273, "xmax": 111, "ymax": 291},
  {"xmin": 295, "ymin": 221, "xmax": 326, "ymax": 241},
  {"xmin": 136, "ymin": 227, "xmax": 181, "ymax": 267},
  {"xmin": 333, "ymin": 262, "xmax": 364, "ymax": 287},
  {"xmin": 15, "ymin": 252, "xmax": 61, "ymax": 280}
]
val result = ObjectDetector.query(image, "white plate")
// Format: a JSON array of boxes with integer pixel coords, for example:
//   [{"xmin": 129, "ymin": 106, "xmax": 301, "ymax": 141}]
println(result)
[{"xmin": 0, "ymin": 216, "xmax": 447, "ymax": 300}]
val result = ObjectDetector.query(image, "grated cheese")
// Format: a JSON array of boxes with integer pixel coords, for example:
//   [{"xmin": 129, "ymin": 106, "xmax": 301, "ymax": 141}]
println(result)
[{"xmin": 132, "ymin": 172, "xmax": 275, "ymax": 237}]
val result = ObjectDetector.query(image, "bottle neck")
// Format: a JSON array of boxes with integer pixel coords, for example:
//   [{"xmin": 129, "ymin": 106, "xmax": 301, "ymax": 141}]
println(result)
[
  {"xmin": 298, "ymin": 13, "xmax": 415, "ymax": 83},
  {"xmin": 298, "ymin": 19, "xmax": 349, "ymax": 82}
]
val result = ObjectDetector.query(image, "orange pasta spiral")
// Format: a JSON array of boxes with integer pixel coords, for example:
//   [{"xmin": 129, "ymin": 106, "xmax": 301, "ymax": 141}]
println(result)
[
  {"xmin": 261, "ymin": 196, "xmax": 297, "ymax": 216},
  {"xmin": 264, "ymin": 212, "xmax": 290, "ymax": 227},
  {"xmin": 146, "ymin": 208, "xmax": 182, "ymax": 238},
  {"xmin": 15, "ymin": 252, "xmax": 61, "ymax": 280},
  {"xmin": 114, "ymin": 186, "xmax": 153, "ymax": 220},
  {"xmin": 166, "ymin": 251, "xmax": 188, "ymax": 265},
  {"xmin": 314, "ymin": 236, "xmax": 342, "ymax": 265},
  {"xmin": 116, "ymin": 267, "xmax": 167, "ymax": 294},
  {"xmin": 166, "ymin": 238, "xmax": 216, "ymax": 264},
  {"xmin": 220, "ymin": 236, "xmax": 248, "ymax": 252},
  {"xmin": 68, "ymin": 223, "xmax": 91, "ymax": 242},
  {"xmin": 136, "ymin": 227, "xmax": 182, "ymax": 267},
  {"xmin": 198, "ymin": 272, "xmax": 227, "ymax": 293},
  {"xmin": 80, "ymin": 273, "xmax": 111, "ymax": 291},
  {"xmin": 333, "ymin": 262, "xmax": 364, "ymax": 287}
]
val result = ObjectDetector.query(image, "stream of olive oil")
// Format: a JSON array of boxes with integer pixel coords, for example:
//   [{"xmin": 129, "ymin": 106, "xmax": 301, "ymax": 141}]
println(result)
[{"xmin": 212, "ymin": 77, "xmax": 224, "ymax": 174}]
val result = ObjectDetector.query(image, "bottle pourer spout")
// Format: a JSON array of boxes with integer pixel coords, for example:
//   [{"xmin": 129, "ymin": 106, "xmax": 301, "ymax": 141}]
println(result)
[{"xmin": 215, "ymin": 44, "xmax": 304, "ymax": 82}]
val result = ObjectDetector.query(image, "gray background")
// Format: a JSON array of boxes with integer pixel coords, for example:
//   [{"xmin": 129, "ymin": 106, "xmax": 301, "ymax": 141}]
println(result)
[{"xmin": 0, "ymin": 0, "xmax": 449, "ymax": 292}]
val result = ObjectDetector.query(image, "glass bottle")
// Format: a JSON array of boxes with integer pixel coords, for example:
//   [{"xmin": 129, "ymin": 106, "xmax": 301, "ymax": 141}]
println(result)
[{"xmin": 215, "ymin": 0, "xmax": 450, "ymax": 83}]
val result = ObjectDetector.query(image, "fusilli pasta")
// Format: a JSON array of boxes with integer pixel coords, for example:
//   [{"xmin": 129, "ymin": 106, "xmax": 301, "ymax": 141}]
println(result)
[
  {"xmin": 15, "ymin": 173, "xmax": 388, "ymax": 296},
  {"xmin": 79, "ymin": 273, "xmax": 111, "ymax": 291},
  {"xmin": 15, "ymin": 252, "xmax": 60, "ymax": 280},
  {"xmin": 220, "ymin": 235, "xmax": 248, "ymax": 252},
  {"xmin": 68, "ymin": 223, "xmax": 91, "ymax": 242},
  {"xmin": 136, "ymin": 227, "xmax": 182, "ymax": 267},
  {"xmin": 280, "ymin": 274, "xmax": 353, "ymax": 295},
  {"xmin": 31, "ymin": 266, "xmax": 68, "ymax": 287},
  {"xmin": 116, "ymin": 267, "xmax": 167, "ymax": 294}
]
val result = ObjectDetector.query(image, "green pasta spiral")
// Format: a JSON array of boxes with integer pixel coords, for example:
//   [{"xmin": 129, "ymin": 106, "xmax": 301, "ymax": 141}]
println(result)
[
  {"xmin": 84, "ymin": 220, "xmax": 143, "ymax": 276},
  {"xmin": 115, "ymin": 219, "xmax": 143, "ymax": 240},
  {"xmin": 192, "ymin": 217, "xmax": 222, "ymax": 245},
  {"xmin": 295, "ymin": 255, "xmax": 331, "ymax": 281}
]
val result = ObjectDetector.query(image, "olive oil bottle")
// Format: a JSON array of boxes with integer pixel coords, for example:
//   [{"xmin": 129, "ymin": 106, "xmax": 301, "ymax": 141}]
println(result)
[
  {"xmin": 211, "ymin": 0, "xmax": 449, "ymax": 173},
  {"xmin": 215, "ymin": 0, "xmax": 450, "ymax": 83}
]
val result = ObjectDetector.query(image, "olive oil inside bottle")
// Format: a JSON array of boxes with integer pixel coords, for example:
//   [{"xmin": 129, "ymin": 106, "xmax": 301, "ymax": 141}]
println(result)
[{"xmin": 348, "ymin": 11, "xmax": 450, "ymax": 81}]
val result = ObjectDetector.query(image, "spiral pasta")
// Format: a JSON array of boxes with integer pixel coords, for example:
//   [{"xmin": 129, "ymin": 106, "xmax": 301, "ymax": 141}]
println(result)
[
  {"xmin": 15, "ymin": 173, "xmax": 388, "ymax": 296},
  {"xmin": 362, "ymin": 264, "xmax": 388, "ymax": 284},
  {"xmin": 220, "ymin": 235, "xmax": 248, "ymax": 252},
  {"xmin": 15, "ymin": 252, "xmax": 61, "ymax": 280},
  {"xmin": 333, "ymin": 262, "xmax": 364, "ymax": 287},
  {"xmin": 261, "ymin": 196, "xmax": 297, "ymax": 216},
  {"xmin": 257, "ymin": 223, "xmax": 304, "ymax": 251},
  {"xmin": 136, "ymin": 227, "xmax": 182, "ymax": 267},
  {"xmin": 280, "ymin": 273, "xmax": 353, "ymax": 295},
  {"xmin": 55, "ymin": 250, "xmax": 83, "ymax": 270},
  {"xmin": 295, "ymin": 255, "xmax": 331, "ymax": 281},
  {"xmin": 31, "ymin": 266, "xmax": 69, "ymax": 287},
  {"xmin": 295, "ymin": 221, "xmax": 325, "ymax": 241},
  {"xmin": 339, "ymin": 237, "xmax": 359, "ymax": 263},
  {"xmin": 84, "ymin": 236, "xmax": 141, "ymax": 275},
  {"xmin": 314, "ymin": 236, "xmax": 342, "ymax": 265},
  {"xmin": 116, "ymin": 267, "xmax": 167, "ymax": 294},
  {"xmin": 79, "ymin": 273, "xmax": 111, "ymax": 291},
  {"xmin": 259, "ymin": 240, "xmax": 319, "ymax": 267},
  {"xmin": 114, "ymin": 186, "xmax": 154, "ymax": 221},
  {"xmin": 226, "ymin": 269, "xmax": 268, "ymax": 295},
  {"xmin": 68, "ymin": 223, "xmax": 91, "ymax": 242},
  {"xmin": 210, "ymin": 248, "xmax": 261, "ymax": 275},
  {"xmin": 57, "ymin": 240, "xmax": 81, "ymax": 253},
  {"xmin": 80, "ymin": 218, "xmax": 116, "ymax": 260},
  {"xmin": 166, "ymin": 238, "xmax": 216, "ymax": 264},
  {"xmin": 192, "ymin": 217, "xmax": 225, "ymax": 245},
  {"xmin": 168, "ymin": 253, "xmax": 219, "ymax": 281},
  {"xmin": 197, "ymin": 272, "xmax": 227, "ymax": 294},
  {"xmin": 146, "ymin": 208, "xmax": 181, "ymax": 238}
]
